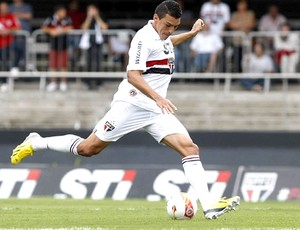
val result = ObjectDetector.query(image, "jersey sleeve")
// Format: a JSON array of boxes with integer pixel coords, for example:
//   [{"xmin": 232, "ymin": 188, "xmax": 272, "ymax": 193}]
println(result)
[{"xmin": 126, "ymin": 31, "xmax": 151, "ymax": 72}]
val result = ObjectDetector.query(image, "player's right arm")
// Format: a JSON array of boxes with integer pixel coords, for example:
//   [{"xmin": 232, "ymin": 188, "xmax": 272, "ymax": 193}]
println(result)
[
  {"xmin": 127, "ymin": 70, "xmax": 177, "ymax": 114},
  {"xmin": 127, "ymin": 30, "xmax": 177, "ymax": 114}
]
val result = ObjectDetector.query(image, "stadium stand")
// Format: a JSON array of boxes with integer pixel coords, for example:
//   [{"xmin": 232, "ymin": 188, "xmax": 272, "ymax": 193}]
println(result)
[
  {"xmin": 2, "ymin": 80, "xmax": 300, "ymax": 130},
  {"xmin": 1, "ymin": 0, "xmax": 300, "ymax": 131},
  {"xmin": 23, "ymin": 0, "xmax": 300, "ymax": 31}
]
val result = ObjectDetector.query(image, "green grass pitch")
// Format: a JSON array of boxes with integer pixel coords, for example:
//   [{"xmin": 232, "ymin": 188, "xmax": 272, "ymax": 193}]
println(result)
[{"xmin": 0, "ymin": 198, "xmax": 299, "ymax": 229}]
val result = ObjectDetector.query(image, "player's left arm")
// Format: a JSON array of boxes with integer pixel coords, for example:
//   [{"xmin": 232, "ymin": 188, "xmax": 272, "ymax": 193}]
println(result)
[{"xmin": 170, "ymin": 19, "xmax": 204, "ymax": 46}]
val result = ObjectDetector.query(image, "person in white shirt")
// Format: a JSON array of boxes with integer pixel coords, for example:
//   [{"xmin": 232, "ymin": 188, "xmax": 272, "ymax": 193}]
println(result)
[
  {"xmin": 11, "ymin": 1, "xmax": 240, "ymax": 219},
  {"xmin": 274, "ymin": 23, "xmax": 299, "ymax": 73},
  {"xmin": 258, "ymin": 4, "xmax": 287, "ymax": 32},
  {"xmin": 200, "ymin": 0, "xmax": 230, "ymax": 35},
  {"xmin": 80, "ymin": 3, "xmax": 109, "ymax": 89},
  {"xmin": 190, "ymin": 23, "xmax": 224, "ymax": 72},
  {"xmin": 241, "ymin": 42, "xmax": 274, "ymax": 91}
]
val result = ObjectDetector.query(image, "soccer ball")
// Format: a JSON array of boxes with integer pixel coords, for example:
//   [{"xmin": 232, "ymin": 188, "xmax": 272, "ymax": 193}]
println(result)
[{"xmin": 166, "ymin": 192, "xmax": 198, "ymax": 220}]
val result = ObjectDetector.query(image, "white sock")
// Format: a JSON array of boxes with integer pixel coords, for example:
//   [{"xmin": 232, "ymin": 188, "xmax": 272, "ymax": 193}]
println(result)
[
  {"xmin": 32, "ymin": 134, "xmax": 83, "ymax": 155},
  {"xmin": 182, "ymin": 155, "xmax": 213, "ymax": 212}
]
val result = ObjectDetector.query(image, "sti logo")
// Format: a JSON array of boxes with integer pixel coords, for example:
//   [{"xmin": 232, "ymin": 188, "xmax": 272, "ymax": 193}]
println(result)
[
  {"xmin": 147, "ymin": 169, "xmax": 232, "ymax": 201},
  {"xmin": 0, "ymin": 169, "xmax": 41, "ymax": 198},
  {"xmin": 57, "ymin": 169, "xmax": 137, "ymax": 200},
  {"xmin": 241, "ymin": 172, "xmax": 278, "ymax": 202}
]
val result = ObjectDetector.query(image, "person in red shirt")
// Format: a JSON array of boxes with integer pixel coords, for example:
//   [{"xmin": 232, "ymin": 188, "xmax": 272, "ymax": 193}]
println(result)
[
  {"xmin": 0, "ymin": 1, "xmax": 20, "ymax": 82},
  {"xmin": 42, "ymin": 5, "xmax": 73, "ymax": 92},
  {"xmin": 67, "ymin": 0, "xmax": 85, "ymax": 69}
]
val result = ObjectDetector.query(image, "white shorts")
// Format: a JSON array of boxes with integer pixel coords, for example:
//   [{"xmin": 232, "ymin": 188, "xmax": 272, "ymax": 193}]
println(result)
[{"xmin": 93, "ymin": 101, "xmax": 189, "ymax": 143}]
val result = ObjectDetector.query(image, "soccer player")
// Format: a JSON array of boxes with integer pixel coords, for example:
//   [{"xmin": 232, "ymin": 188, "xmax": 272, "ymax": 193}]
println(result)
[{"xmin": 11, "ymin": 0, "xmax": 239, "ymax": 219}]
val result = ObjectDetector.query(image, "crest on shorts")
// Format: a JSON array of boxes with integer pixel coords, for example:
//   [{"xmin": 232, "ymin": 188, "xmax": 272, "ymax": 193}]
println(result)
[
  {"xmin": 104, "ymin": 121, "xmax": 115, "ymax": 132},
  {"xmin": 129, "ymin": 89, "xmax": 137, "ymax": 97}
]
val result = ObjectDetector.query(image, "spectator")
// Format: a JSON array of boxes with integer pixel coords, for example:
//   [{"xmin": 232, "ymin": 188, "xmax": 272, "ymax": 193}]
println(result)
[
  {"xmin": 42, "ymin": 5, "xmax": 73, "ymax": 92},
  {"xmin": 67, "ymin": 0, "xmax": 85, "ymax": 69},
  {"xmin": 190, "ymin": 23, "xmax": 224, "ymax": 73},
  {"xmin": 9, "ymin": 0, "xmax": 32, "ymax": 74},
  {"xmin": 108, "ymin": 31, "xmax": 130, "ymax": 71},
  {"xmin": 258, "ymin": 4, "xmax": 287, "ymax": 32},
  {"xmin": 241, "ymin": 42, "xmax": 274, "ymax": 92},
  {"xmin": 200, "ymin": 0, "xmax": 230, "ymax": 72},
  {"xmin": 80, "ymin": 3, "xmax": 108, "ymax": 90},
  {"xmin": 229, "ymin": 0, "xmax": 256, "ymax": 72},
  {"xmin": 274, "ymin": 23, "xmax": 299, "ymax": 74},
  {"xmin": 200, "ymin": 0, "xmax": 230, "ymax": 35},
  {"xmin": 0, "ymin": 1, "xmax": 20, "ymax": 85}
]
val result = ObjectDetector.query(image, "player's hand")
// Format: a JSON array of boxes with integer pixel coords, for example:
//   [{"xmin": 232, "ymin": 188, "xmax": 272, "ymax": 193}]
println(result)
[
  {"xmin": 156, "ymin": 97, "xmax": 177, "ymax": 114},
  {"xmin": 191, "ymin": 19, "xmax": 205, "ymax": 34}
]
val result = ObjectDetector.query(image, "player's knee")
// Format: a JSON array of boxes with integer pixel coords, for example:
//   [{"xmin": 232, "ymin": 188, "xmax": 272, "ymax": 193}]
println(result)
[
  {"xmin": 190, "ymin": 143, "xmax": 200, "ymax": 155},
  {"xmin": 77, "ymin": 145, "xmax": 100, "ymax": 157},
  {"xmin": 183, "ymin": 142, "xmax": 199, "ymax": 156}
]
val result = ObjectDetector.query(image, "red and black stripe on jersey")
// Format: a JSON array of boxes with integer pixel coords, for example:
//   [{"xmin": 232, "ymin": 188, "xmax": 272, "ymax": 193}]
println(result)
[{"xmin": 143, "ymin": 58, "xmax": 173, "ymax": 75}]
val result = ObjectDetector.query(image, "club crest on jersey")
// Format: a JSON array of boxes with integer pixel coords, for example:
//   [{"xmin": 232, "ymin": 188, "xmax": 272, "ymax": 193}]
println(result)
[
  {"xmin": 104, "ymin": 121, "xmax": 115, "ymax": 132},
  {"xmin": 129, "ymin": 89, "xmax": 137, "ymax": 97},
  {"xmin": 168, "ymin": 57, "xmax": 175, "ymax": 74}
]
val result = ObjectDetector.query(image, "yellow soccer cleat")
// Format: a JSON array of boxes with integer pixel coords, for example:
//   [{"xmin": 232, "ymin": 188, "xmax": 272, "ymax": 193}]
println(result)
[
  {"xmin": 11, "ymin": 132, "xmax": 40, "ymax": 165},
  {"xmin": 204, "ymin": 196, "xmax": 240, "ymax": 219}
]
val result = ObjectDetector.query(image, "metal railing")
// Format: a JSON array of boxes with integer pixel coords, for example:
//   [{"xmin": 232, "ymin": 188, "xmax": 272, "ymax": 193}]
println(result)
[{"xmin": 0, "ymin": 30, "xmax": 300, "ymax": 93}]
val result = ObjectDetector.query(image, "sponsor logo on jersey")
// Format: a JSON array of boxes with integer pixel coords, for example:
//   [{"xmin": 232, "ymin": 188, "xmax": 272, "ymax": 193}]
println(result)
[
  {"xmin": 104, "ymin": 121, "xmax": 115, "ymax": 132},
  {"xmin": 135, "ymin": 41, "xmax": 142, "ymax": 64}
]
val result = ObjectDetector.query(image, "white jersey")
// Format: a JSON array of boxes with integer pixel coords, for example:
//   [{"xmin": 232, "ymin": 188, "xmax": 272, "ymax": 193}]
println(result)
[
  {"xmin": 242, "ymin": 53, "xmax": 274, "ymax": 73},
  {"xmin": 200, "ymin": 1, "xmax": 230, "ymax": 35},
  {"xmin": 190, "ymin": 32, "xmax": 224, "ymax": 54},
  {"xmin": 112, "ymin": 20, "xmax": 175, "ymax": 113}
]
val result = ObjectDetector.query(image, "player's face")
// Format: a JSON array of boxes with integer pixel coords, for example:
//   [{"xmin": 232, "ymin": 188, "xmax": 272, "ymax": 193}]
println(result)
[{"xmin": 153, "ymin": 14, "xmax": 181, "ymax": 40}]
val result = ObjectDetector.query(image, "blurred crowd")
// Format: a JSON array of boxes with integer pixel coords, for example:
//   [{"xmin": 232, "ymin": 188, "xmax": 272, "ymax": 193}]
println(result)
[
  {"xmin": 0, "ymin": 0, "xmax": 299, "ymax": 92},
  {"xmin": 179, "ymin": 0, "xmax": 299, "ymax": 92}
]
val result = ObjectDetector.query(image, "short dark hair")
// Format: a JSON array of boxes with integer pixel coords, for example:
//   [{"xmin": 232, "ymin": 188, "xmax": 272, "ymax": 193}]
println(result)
[{"xmin": 154, "ymin": 0, "xmax": 182, "ymax": 19}]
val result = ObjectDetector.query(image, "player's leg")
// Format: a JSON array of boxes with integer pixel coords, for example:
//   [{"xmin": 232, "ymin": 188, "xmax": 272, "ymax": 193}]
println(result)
[
  {"xmin": 11, "ymin": 102, "xmax": 150, "ymax": 164},
  {"xmin": 145, "ymin": 113, "xmax": 240, "ymax": 219},
  {"xmin": 161, "ymin": 133, "xmax": 215, "ymax": 213},
  {"xmin": 11, "ymin": 131, "xmax": 111, "ymax": 165},
  {"xmin": 162, "ymin": 133, "xmax": 239, "ymax": 219}
]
